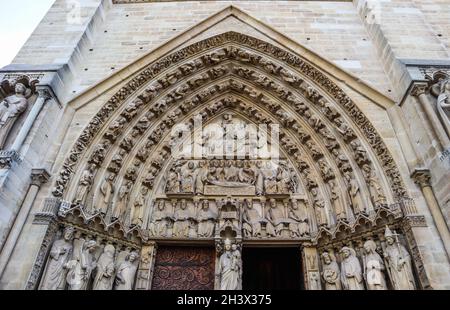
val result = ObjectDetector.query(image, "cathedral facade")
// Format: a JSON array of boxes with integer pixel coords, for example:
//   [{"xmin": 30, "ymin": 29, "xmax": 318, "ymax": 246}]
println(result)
[{"xmin": 0, "ymin": 0, "xmax": 449, "ymax": 290}]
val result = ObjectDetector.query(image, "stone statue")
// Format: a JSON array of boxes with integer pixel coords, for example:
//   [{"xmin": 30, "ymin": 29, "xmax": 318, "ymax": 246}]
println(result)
[
  {"xmin": 265, "ymin": 199, "xmax": 286, "ymax": 237},
  {"xmin": 92, "ymin": 244, "xmax": 116, "ymax": 290},
  {"xmin": 149, "ymin": 200, "xmax": 170, "ymax": 237},
  {"xmin": 112, "ymin": 181, "xmax": 132, "ymax": 220},
  {"xmin": 132, "ymin": 186, "xmax": 148, "ymax": 227},
  {"xmin": 194, "ymin": 160, "xmax": 208, "ymax": 195},
  {"xmin": 114, "ymin": 251, "xmax": 139, "ymax": 290},
  {"xmin": 344, "ymin": 172, "xmax": 366, "ymax": 215},
  {"xmin": 217, "ymin": 240, "xmax": 241, "ymax": 290},
  {"xmin": 39, "ymin": 227, "xmax": 74, "ymax": 290},
  {"xmin": 181, "ymin": 161, "xmax": 195, "ymax": 193},
  {"xmin": 383, "ymin": 227, "xmax": 416, "ymax": 290},
  {"xmin": 197, "ymin": 200, "xmax": 217, "ymax": 237},
  {"xmin": 340, "ymin": 246, "xmax": 365, "ymax": 290},
  {"xmin": 0, "ymin": 83, "xmax": 31, "ymax": 148},
  {"xmin": 66, "ymin": 239, "xmax": 97, "ymax": 290},
  {"xmin": 93, "ymin": 173, "xmax": 115, "ymax": 215},
  {"xmin": 362, "ymin": 164, "xmax": 386, "ymax": 207},
  {"xmin": 74, "ymin": 164, "xmax": 96, "ymax": 206},
  {"xmin": 437, "ymin": 79, "xmax": 450, "ymax": 136},
  {"xmin": 173, "ymin": 200, "xmax": 191, "ymax": 237},
  {"xmin": 321, "ymin": 252, "xmax": 342, "ymax": 290},
  {"xmin": 288, "ymin": 199, "xmax": 309, "ymax": 237},
  {"xmin": 311, "ymin": 187, "xmax": 329, "ymax": 228},
  {"xmin": 329, "ymin": 180, "xmax": 346, "ymax": 220},
  {"xmin": 166, "ymin": 170, "xmax": 180, "ymax": 193},
  {"xmin": 242, "ymin": 200, "xmax": 263, "ymax": 237},
  {"xmin": 254, "ymin": 161, "xmax": 265, "ymax": 196},
  {"xmin": 363, "ymin": 240, "xmax": 387, "ymax": 290}
]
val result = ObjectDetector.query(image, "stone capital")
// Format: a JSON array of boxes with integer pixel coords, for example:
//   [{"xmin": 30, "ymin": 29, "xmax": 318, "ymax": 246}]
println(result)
[
  {"xmin": 30, "ymin": 168, "xmax": 51, "ymax": 187},
  {"xmin": 410, "ymin": 83, "xmax": 429, "ymax": 97},
  {"xmin": 36, "ymin": 87, "xmax": 52, "ymax": 102},
  {"xmin": 0, "ymin": 150, "xmax": 21, "ymax": 169},
  {"xmin": 411, "ymin": 168, "xmax": 431, "ymax": 188}
]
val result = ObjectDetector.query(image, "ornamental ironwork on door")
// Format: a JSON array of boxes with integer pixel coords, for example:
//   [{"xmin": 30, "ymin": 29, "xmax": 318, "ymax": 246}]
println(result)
[{"xmin": 151, "ymin": 246, "xmax": 215, "ymax": 290}]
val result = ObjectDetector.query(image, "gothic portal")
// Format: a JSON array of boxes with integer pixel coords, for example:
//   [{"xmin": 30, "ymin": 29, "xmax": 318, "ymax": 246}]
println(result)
[{"xmin": 0, "ymin": 2, "xmax": 449, "ymax": 290}]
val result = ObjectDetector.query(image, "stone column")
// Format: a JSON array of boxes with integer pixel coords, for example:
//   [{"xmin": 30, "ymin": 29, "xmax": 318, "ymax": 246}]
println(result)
[
  {"xmin": 0, "ymin": 169, "xmax": 50, "ymax": 278},
  {"xmin": 135, "ymin": 242, "xmax": 157, "ymax": 290},
  {"xmin": 411, "ymin": 84, "xmax": 450, "ymax": 151},
  {"xmin": 11, "ymin": 88, "xmax": 52, "ymax": 153},
  {"xmin": 411, "ymin": 169, "xmax": 450, "ymax": 259},
  {"xmin": 302, "ymin": 245, "xmax": 322, "ymax": 290}
]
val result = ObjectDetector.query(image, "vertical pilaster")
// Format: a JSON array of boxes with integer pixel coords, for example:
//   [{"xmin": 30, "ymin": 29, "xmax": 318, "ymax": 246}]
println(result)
[
  {"xmin": 302, "ymin": 245, "xmax": 322, "ymax": 290},
  {"xmin": 135, "ymin": 242, "xmax": 157, "ymax": 290}
]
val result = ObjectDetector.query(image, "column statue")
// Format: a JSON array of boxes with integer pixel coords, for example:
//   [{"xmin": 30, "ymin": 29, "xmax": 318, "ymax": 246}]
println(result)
[
  {"xmin": 66, "ymin": 239, "xmax": 97, "ymax": 290},
  {"xmin": 114, "ymin": 251, "xmax": 139, "ymax": 290},
  {"xmin": 340, "ymin": 246, "xmax": 365, "ymax": 290},
  {"xmin": 92, "ymin": 244, "xmax": 116, "ymax": 290},
  {"xmin": 321, "ymin": 252, "xmax": 342, "ymax": 290},
  {"xmin": 363, "ymin": 240, "xmax": 387, "ymax": 290}
]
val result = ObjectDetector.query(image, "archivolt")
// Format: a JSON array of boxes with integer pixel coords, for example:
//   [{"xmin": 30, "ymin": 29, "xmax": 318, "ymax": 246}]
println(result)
[{"xmin": 53, "ymin": 32, "xmax": 407, "ymax": 208}]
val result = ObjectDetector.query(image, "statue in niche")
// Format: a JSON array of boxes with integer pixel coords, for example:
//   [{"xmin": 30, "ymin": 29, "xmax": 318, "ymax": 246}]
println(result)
[
  {"xmin": 66, "ymin": 239, "xmax": 97, "ymax": 290},
  {"xmin": 383, "ymin": 227, "xmax": 416, "ymax": 290},
  {"xmin": 197, "ymin": 200, "xmax": 217, "ymax": 238},
  {"xmin": 340, "ymin": 246, "xmax": 365, "ymax": 290},
  {"xmin": 194, "ymin": 160, "xmax": 208, "ymax": 195},
  {"xmin": 321, "ymin": 252, "xmax": 342, "ymax": 290},
  {"xmin": 39, "ymin": 227, "xmax": 75, "ymax": 290},
  {"xmin": 311, "ymin": 187, "xmax": 329, "ymax": 228},
  {"xmin": 166, "ymin": 170, "xmax": 180, "ymax": 193},
  {"xmin": 92, "ymin": 244, "xmax": 116, "ymax": 290},
  {"xmin": 173, "ymin": 200, "xmax": 191, "ymax": 238},
  {"xmin": 363, "ymin": 240, "xmax": 387, "ymax": 290},
  {"xmin": 242, "ymin": 200, "xmax": 263, "ymax": 238},
  {"xmin": 0, "ymin": 83, "xmax": 31, "ymax": 148},
  {"xmin": 329, "ymin": 180, "xmax": 346, "ymax": 221},
  {"xmin": 362, "ymin": 164, "xmax": 386, "ymax": 206},
  {"xmin": 114, "ymin": 251, "xmax": 139, "ymax": 290},
  {"xmin": 149, "ymin": 200, "xmax": 170, "ymax": 237},
  {"xmin": 93, "ymin": 173, "xmax": 115, "ymax": 215},
  {"xmin": 217, "ymin": 239, "xmax": 241, "ymax": 290},
  {"xmin": 288, "ymin": 199, "xmax": 309, "ymax": 237},
  {"xmin": 181, "ymin": 161, "xmax": 195, "ymax": 193},
  {"xmin": 344, "ymin": 172, "xmax": 366, "ymax": 215},
  {"xmin": 74, "ymin": 164, "xmax": 96, "ymax": 206},
  {"xmin": 436, "ymin": 79, "xmax": 450, "ymax": 136},
  {"xmin": 132, "ymin": 186, "xmax": 148, "ymax": 227},
  {"xmin": 265, "ymin": 199, "xmax": 286, "ymax": 237},
  {"xmin": 112, "ymin": 181, "xmax": 132, "ymax": 221}
]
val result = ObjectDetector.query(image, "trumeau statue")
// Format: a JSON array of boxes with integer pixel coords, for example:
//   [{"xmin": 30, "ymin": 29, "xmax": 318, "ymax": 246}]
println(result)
[
  {"xmin": 321, "ymin": 252, "xmax": 342, "ymax": 290},
  {"xmin": 363, "ymin": 240, "xmax": 387, "ymax": 290},
  {"xmin": 149, "ymin": 200, "xmax": 171, "ymax": 237},
  {"xmin": 66, "ymin": 239, "xmax": 97, "ymax": 290},
  {"xmin": 340, "ymin": 246, "xmax": 364, "ymax": 290},
  {"xmin": 92, "ymin": 244, "xmax": 116, "ymax": 290},
  {"xmin": 0, "ymin": 83, "xmax": 31, "ymax": 148},
  {"xmin": 217, "ymin": 240, "xmax": 241, "ymax": 290},
  {"xmin": 383, "ymin": 227, "xmax": 416, "ymax": 290},
  {"xmin": 93, "ymin": 173, "xmax": 115, "ymax": 215},
  {"xmin": 39, "ymin": 227, "xmax": 75, "ymax": 290},
  {"xmin": 197, "ymin": 200, "xmax": 217, "ymax": 237},
  {"xmin": 437, "ymin": 79, "xmax": 450, "ymax": 136},
  {"xmin": 114, "ymin": 251, "xmax": 139, "ymax": 290}
]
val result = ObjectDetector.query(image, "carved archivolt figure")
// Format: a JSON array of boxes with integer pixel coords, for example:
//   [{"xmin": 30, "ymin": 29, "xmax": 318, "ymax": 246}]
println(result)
[
  {"xmin": 197, "ymin": 200, "xmax": 217, "ymax": 237},
  {"xmin": 362, "ymin": 164, "xmax": 386, "ymax": 207},
  {"xmin": 93, "ymin": 173, "xmax": 115, "ymax": 215},
  {"xmin": 66, "ymin": 239, "xmax": 97, "ymax": 290},
  {"xmin": 74, "ymin": 164, "xmax": 96, "ymax": 206},
  {"xmin": 173, "ymin": 200, "xmax": 191, "ymax": 237},
  {"xmin": 311, "ymin": 187, "xmax": 329, "ymax": 228},
  {"xmin": 114, "ymin": 251, "xmax": 139, "ymax": 290},
  {"xmin": 437, "ymin": 79, "xmax": 450, "ymax": 136},
  {"xmin": 132, "ymin": 186, "xmax": 148, "ymax": 227},
  {"xmin": 39, "ymin": 227, "xmax": 74, "ymax": 290},
  {"xmin": 217, "ymin": 240, "xmax": 241, "ymax": 290},
  {"xmin": 329, "ymin": 180, "xmax": 346, "ymax": 220},
  {"xmin": 344, "ymin": 172, "xmax": 365, "ymax": 215},
  {"xmin": 112, "ymin": 181, "xmax": 132, "ymax": 220},
  {"xmin": 0, "ymin": 83, "xmax": 31, "ymax": 148},
  {"xmin": 242, "ymin": 200, "xmax": 263, "ymax": 237},
  {"xmin": 363, "ymin": 240, "xmax": 387, "ymax": 290},
  {"xmin": 340, "ymin": 246, "xmax": 364, "ymax": 290},
  {"xmin": 288, "ymin": 199, "xmax": 309, "ymax": 237},
  {"xmin": 321, "ymin": 252, "xmax": 342, "ymax": 290},
  {"xmin": 383, "ymin": 227, "xmax": 416, "ymax": 290},
  {"xmin": 149, "ymin": 200, "xmax": 170, "ymax": 237},
  {"xmin": 93, "ymin": 244, "xmax": 116, "ymax": 290}
]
